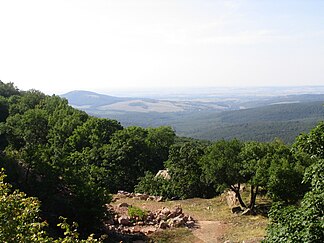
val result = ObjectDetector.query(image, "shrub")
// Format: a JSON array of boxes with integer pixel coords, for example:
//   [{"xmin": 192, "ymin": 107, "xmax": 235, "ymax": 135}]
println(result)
[{"xmin": 128, "ymin": 206, "xmax": 147, "ymax": 221}]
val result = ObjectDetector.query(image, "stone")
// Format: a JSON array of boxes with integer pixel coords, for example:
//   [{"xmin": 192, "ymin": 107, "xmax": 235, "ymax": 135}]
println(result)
[
  {"xmin": 226, "ymin": 191, "xmax": 239, "ymax": 208},
  {"xmin": 155, "ymin": 169, "xmax": 171, "ymax": 180},
  {"xmin": 141, "ymin": 226, "xmax": 157, "ymax": 235},
  {"xmin": 139, "ymin": 194, "xmax": 149, "ymax": 200},
  {"xmin": 168, "ymin": 215, "xmax": 185, "ymax": 227},
  {"xmin": 156, "ymin": 196, "xmax": 163, "ymax": 202},
  {"xmin": 118, "ymin": 216, "xmax": 130, "ymax": 226},
  {"xmin": 147, "ymin": 196, "xmax": 155, "ymax": 201},
  {"xmin": 161, "ymin": 207, "xmax": 170, "ymax": 216},
  {"xmin": 186, "ymin": 220, "xmax": 195, "ymax": 228},
  {"xmin": 159, "ymin": 221, "xmax": 169, "ymax": 229},
  {"xmin": 171, "ymin": 206, "xmax": 182, "ymax": 216},
  {"xmin": 117, "ymin": 202, "xmax": 130, "ymax": 208}
]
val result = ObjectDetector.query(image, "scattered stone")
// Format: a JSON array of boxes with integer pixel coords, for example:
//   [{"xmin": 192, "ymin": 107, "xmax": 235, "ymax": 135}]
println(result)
[{"xmin": 106, "ymin": 204, "xmax": 194, "ymax": 236}]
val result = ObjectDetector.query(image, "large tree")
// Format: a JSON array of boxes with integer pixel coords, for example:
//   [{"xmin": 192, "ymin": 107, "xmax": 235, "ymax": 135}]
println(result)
[{"xmin": 200, "ymin": 139, "xmax": 247, "ymax": 207}]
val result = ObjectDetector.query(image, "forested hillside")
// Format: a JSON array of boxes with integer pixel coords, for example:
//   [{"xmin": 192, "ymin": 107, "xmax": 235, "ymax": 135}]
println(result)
[
  {"xmin": 0, "ymin": 81, "xmax": 323, "ymax": 242},
  {"xmin": 62, "ymin": 90, "xmax": 324, "ymax": 144},
  {"xmin": 99, "ymin": 101, "xmax": 324, "ymax": 143}
]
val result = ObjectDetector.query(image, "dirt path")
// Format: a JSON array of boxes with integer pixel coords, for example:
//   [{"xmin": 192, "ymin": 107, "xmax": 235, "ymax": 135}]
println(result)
[{"xmin": 192, "ymin": 221, "xmax": 228, "ymax": 243}]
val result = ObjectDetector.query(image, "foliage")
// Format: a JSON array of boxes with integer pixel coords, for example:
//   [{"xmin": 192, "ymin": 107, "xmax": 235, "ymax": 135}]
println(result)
[
  {"xmin": 135, "ymin": 171, "xmax": 173, "ymax": 199},
  {"xmin": 265, "ymin": 122, "xmax": 324, "ymax": 242},
  {"xmin": 128, "ymin": 206, "xmax": 147, "ymax": 221},
  {"xmin": 294, "ymin": 121, "xmax": 324, "ymax": 159},
  {"xmin": 200, "ymin": 139, "xmax": 247, "ymax": 206},
  {"xmin": 0, "ymin": 169, "xmax": 103, "ymax": 242},
  {"xmin": 264, "ymin": 159, "xmax": 324, "ymax": 242},
  {"xmin": 165, "ymin": 142, "xmax": 214, "ymax": 199}
]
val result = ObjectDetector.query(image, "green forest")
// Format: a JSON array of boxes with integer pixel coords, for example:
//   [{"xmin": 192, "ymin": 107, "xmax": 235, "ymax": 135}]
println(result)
[{"xmin": 0, "ymin": 81, "xmax": 323, "ymax": 242}]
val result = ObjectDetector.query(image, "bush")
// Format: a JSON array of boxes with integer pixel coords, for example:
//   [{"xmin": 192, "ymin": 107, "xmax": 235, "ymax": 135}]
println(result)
[
  {"xmin": 135, "ymin": 171, "xmax": 174, "ymax": 199},
  {"xmin": 128, "ymin": 206, "xmax": 147, "ymax": 221}
]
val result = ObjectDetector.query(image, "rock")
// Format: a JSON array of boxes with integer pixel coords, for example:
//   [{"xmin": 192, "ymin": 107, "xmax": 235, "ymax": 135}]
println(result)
[
  {"xmin": 231, "ymin": 206, "xmax": 242, "ymax": 214},
  {"xmin": 141, "ymin": 226, "xmax": 157, "ymax": 235},
  {"xmin": 140, "ymin": 194, "xmax": 149, "ymax": 200},
  {"xmin": 156, "ymin": 196, "xmax": 163, "ymax": 202},
  {"xmin": 137, "ymin": 221, "xmax": 144, "ymax": 226},
  {"xmin": 130, "ymin": 226, "xmax": 141, "ymax": 234},
  {"xmin": 226, "ymin": 191, "xmax": 239, "ymax": 208},
  {"xmin": 170, "ymin": 206, "xmax": 182, "ymax": 217},
  {"xmin": 159, "ymin": 221, "xmax": 169, "ymax": 229},
  {"xmin": 117, "ymin": 202, "xmax": 130, "ymax": 208},
  {"xmin": 155, "ymin": 169, "xmax": 171, "ymax": 180},
  {"xmin": 147, "ymin": 196, "xmax": 155, "ymax": 201},
  {"xmin": 161, "ymin": 207, "xmax": 170, "ymax": 216},
  {"xmin": 118, "ymin": 216, "xmax": 130, "ymax": 226},
  {"xmin": 186, "ymin": 220, "xmax": 195, "ymax": 228},
  {"xmin": 168, "ymin": 215, "xmax": 185, "ymax": 227}
]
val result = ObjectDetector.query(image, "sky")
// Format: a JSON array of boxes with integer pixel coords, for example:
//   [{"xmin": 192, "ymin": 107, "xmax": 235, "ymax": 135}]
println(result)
[{"xmin": 0, "ymin": 0, "xmax": 324, "ymax": 94}]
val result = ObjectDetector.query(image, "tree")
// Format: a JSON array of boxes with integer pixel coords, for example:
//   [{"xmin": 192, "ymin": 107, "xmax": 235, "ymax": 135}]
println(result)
[
  {"xmin": 0, "ymin": 81, "xmax": 20, "ymax": 98},
  {"xmin": 0, "ymin": 169, "xmax": 103, "ymax": 242},
  {"xmin": 145, "ymin": 126, "xmax": 176, "ymax": 172},
  {"xmin": 200, "ymin": 139, "xmax": 246, "ymax": 207},
  {"xmin": 164, "ymin": 142, "xmax": 211, "ymax": 199},
  {"xmin": 294, "ymin": 121, "xmax": 324, "ymax": 159},
  {"xmin": 265, "ymin": 159, "xmax": 324, "ymax": 242},
  {"xmin": 67, "ymin": 117, "xmax": 122, "ymax": 151},
  {"xmin": 102, "ymin": 126, "xmax": 150, "ymax": 192}
]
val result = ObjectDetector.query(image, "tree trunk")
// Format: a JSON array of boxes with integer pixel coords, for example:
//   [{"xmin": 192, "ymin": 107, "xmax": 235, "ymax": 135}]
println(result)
[
  {"xmin": 249, "ymin": 185, "xmax": 255, "ymax": 209},
  {"xmin": 231, "ymin": 183, "xmax": 246, "ymax": 208},
  {"xmin": 249, "ymin": 185, "xmax": 259, "ymax": 209}
]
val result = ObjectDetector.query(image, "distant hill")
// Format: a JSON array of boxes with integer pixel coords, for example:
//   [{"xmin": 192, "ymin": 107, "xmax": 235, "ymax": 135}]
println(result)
[
  {"xmin": 61, "ymin": 90, "xmax": 231, "ymax": 113},
  {"xmin": 61, "ymin": 90, "xmax": 324, "ymax": 143},
  {"xmin": 61, "ymin": 90, "xmax": 127, "ymax": 107}
]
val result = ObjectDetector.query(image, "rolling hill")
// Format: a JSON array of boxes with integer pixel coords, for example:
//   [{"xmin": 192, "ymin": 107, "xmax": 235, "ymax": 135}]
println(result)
[{"xmin": 61, "ymin": 90, "xmax": 324, "ymax": 143}]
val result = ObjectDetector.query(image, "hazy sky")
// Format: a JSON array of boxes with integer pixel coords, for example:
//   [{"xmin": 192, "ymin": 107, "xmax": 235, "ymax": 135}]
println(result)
[{"xmin": 0, "ymin": 0, "xmax": 324, "ymax": 94}]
